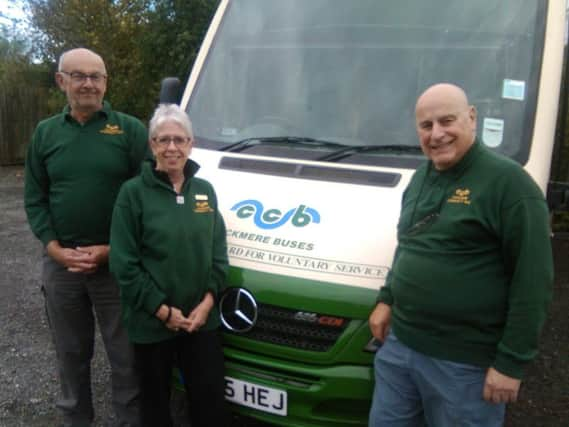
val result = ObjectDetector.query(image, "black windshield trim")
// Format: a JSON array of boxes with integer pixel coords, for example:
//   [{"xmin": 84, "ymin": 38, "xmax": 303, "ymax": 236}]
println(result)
[
  {"xmin": 219, "ymin": 156, "xmax": 401, "ymax": 187},
  {"xmin": 218, "ymin": 136, "xmax": 351, "ymax": 153},
  {"xmin": 316, "ymin": 144, "xmax": 424, "ymax": 162}
]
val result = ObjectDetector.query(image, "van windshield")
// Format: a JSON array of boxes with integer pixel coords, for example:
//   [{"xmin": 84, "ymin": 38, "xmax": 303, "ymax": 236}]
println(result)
[{"xmin": 186, "ymin": 0, "xmax": 546, "ymax": 166}]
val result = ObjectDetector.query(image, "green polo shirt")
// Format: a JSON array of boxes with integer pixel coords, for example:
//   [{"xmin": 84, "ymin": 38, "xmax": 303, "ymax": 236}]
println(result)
[
  {"xmin": 378, "ymin": 142, "xmax": 553, "ymax": 379},
  {"xmin": 24, "ymin": 101, "xmax": 149, "ymax": 246}
]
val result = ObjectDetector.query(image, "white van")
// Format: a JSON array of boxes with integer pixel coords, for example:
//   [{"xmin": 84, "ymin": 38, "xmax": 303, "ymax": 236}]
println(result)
[{"xmin": 162, "ymin": 1, "xmax": 567, "ymax": 425}]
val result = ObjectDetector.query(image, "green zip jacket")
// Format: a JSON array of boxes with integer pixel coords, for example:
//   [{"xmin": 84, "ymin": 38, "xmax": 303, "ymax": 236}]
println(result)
[
  {"xmin": 109, "ymin": 160, "xmax": 229, "ymax": 343},
  {"xmin": 24, "ymin": 102, "xmax": 149, "ymax": 246},
  {"xmin": 377, "ymin": 141, "xmax": 553, "ymax": 379}
]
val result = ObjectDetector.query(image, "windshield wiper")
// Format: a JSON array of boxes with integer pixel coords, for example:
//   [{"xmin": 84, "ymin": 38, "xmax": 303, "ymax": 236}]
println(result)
[
  {"xmin": 316, "ymin": 144, "xmax": 423, "ymax": 162},
  {"xmin": 219, "ymin": 136, "xmax": 350, "ymax": 153}
]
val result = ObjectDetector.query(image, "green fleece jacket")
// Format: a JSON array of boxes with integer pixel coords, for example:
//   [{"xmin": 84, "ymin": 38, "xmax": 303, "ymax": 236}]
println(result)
[
  {"xmin": 24, "ymin": 102, "xmax": 149, "ymax": 246},
  {"xmin": 109, "ymin": 160, "xmax": 229, "ymax": 343},
  {"xmin": 378, "ymin": 141, "xmax": 553, "ymax": 379}
]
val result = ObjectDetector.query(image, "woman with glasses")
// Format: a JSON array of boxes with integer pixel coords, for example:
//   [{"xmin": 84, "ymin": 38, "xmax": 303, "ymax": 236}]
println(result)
[{"xmin": 110, "ymin": 104, "xmax": 230, "ymax": 427}]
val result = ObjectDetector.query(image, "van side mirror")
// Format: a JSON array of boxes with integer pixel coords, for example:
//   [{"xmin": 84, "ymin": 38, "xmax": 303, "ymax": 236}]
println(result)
[
  {"xmin": 159, "ymin": 77, "xmax": 182, "ymax": 104},
  {"xmin": 547, "ymin": 181, "xmax": 569, "ymax": 211}
]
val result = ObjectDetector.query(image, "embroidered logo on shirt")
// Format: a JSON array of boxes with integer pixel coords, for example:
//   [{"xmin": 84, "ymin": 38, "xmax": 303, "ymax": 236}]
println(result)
[
  {"xmin": 448, "ymin": 188, "xmax": 471, "ymax": 205},
  {"xmin": 194, "ymin": 201, "xmax": 214, "ymax": 213},
  {"xmin": 99, "ymin": 124, "xmax": 124, "ymax": 135}
]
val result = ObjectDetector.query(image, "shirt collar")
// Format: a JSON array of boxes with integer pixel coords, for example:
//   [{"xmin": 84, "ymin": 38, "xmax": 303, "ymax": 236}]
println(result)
[
  {"xmin": 430, "ymin": 138, "xmax": 481, "ymax": 179},
  {"xmin": 61, "ymin": 100, "xmax": 111, "ymax": 124},
  {"xmin": 142, "ymin": 159, "xmax": 201, "ymax": 191}
]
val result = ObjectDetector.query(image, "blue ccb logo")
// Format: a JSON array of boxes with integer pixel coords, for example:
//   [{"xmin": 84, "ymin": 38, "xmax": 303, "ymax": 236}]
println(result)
[{"xmin": 231, "ymin": 200, "xmax": 321, "ymax": 229}]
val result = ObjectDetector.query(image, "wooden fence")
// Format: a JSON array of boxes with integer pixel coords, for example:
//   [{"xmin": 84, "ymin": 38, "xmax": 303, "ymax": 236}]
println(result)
[{"xmin": 0, "ymin": 83, "xmax": 49, "ymax": 165}]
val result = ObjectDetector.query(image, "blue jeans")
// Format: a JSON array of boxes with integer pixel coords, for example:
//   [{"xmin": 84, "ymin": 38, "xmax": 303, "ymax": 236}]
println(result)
[{"xmin": 369, "ymin": 333, "xmax": 505, "ymax": 427}]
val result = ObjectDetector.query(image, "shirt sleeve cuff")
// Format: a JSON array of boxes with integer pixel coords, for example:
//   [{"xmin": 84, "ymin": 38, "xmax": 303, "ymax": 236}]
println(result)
[
  {"xmin": 376, "ymin": 286, "xmax": 394, "ymax": 305},
  {"xmin": 493, "ymin": 351, "xmax": 526, "ymax": 380},
  {"xmin": 39, "ymin": 231, "xmax": 58, "ymax": 247}
]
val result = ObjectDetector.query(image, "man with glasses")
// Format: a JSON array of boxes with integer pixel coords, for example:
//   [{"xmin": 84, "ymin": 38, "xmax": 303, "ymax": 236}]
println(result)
[
  {"xmin": 368, "ymin": 83, "xmax": 553, "ymax": 427},
  {"xmin": 24, "ymin": 48, "xmax": 148, "ymax": 426}
]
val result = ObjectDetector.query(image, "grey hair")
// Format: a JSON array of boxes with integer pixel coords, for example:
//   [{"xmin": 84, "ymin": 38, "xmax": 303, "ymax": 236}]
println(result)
[
  {"xmin": 58, "ymin": 51, "xmax": 67, "ymax": 72},
  {"xmin": 149, "ymin": 104, "xmax": 193, "ymax": 139}
]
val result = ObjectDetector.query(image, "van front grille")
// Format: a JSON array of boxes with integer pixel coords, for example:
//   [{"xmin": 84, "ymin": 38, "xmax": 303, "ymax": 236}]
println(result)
[{"xmin": 224, "ymin": 303, "xmax": 349, "ymax": 352}]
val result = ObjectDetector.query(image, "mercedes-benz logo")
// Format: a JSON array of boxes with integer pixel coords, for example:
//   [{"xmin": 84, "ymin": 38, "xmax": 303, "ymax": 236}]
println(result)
[{"xmin": 219, "ymin": 287, "xmax": 258, "ymax": 333}]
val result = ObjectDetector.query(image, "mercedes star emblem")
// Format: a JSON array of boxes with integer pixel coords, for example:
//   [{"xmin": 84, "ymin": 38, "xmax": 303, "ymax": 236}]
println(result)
[{"xmin": 219, "ymin": 287, "xmax": 258, "ymax": 333}]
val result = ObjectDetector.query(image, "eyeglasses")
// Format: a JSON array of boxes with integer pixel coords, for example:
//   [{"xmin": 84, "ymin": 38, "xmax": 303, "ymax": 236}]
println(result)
[
  {"xmin": 60, "ymin": 71, "xmax": 107, "ymax": 84},
  {"xmin": 152, "ymin": 136, "xmax": 192, "ymax": 146}
]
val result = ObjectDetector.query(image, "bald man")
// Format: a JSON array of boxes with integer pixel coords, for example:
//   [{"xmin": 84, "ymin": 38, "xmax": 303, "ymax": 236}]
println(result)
[
  {"xmin": 368, "ymin": 83, "xmax": 553, "ymax": 426},
  {"xmin": 25, "ymin": 48, "xmax": 149, "ymax": 426}
]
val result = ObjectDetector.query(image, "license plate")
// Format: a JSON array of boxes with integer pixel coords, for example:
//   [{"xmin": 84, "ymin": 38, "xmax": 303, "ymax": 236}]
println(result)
[{"xmin": 224, "ymin": 376, "xmax": 288, "ymax": 416}]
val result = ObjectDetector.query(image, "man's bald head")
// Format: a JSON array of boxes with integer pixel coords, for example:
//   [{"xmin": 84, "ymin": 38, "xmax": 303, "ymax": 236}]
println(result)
[
  {"xmin": 415, "ymin": 83, "xmax": 470, "ymax": 115},
  {"xmin": 415, "ymin": 83, "xmax": 477, "ymax": 171},
  {"xmin": 58, "ymin": 48, "xmax": 106, "ymax": 74}
]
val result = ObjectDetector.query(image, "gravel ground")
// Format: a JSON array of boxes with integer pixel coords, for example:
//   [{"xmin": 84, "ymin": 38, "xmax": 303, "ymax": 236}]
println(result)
[
  {"xmin": 0, "ymin": 164, "xmax": 567, "ymax": 426},
  {"xmin": 0, "ymin": 166, "xmax": 190, "ymax": 427}
]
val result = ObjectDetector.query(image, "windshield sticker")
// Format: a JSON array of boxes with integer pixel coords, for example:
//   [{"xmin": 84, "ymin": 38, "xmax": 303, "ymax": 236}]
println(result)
[
  {"xmin": 221, "ymin": 127, "xmax": 238, "ymax": 136},
  {"xmin": 482, "ymin": 118, "xmax": 504, "ymax": 148},
  {"xmin": 502, "ymin": 79, "xmax": 525, "ymax": 101}
]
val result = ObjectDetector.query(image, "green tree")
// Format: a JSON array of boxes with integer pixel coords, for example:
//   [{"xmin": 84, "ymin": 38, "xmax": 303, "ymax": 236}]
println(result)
[
  {"xmin": 27, "ymin": 0, "xmax": 152, "ymax": 117},
  {"xmin": 0, "ymin": 19, "xmax": 51, "ymax": 88},
  {"xmin": 142, "ymin": 0, "xmax": 218, "ymax": 81},
  {"xmin": 27, "ymin": 0, "xmax": 218, "ymax": 119},
  {"xmin": 0, "ymin": 10, "xmax": 51, "ymax": 165},
  {"xmin": 0, "ymin": 27, "xmax": 26, "ymax": 61}
]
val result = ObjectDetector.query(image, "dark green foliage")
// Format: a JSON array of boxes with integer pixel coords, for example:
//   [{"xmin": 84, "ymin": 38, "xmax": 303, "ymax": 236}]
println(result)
[{"xmin": 25, "ymin": 0, "xmax": 218, "ymax": 120}]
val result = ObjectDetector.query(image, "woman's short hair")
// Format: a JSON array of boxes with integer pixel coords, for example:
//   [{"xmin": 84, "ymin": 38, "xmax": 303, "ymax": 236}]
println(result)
[{"xmin": 149, "ymin": 104, "xmax": 193, "ymax": 138}]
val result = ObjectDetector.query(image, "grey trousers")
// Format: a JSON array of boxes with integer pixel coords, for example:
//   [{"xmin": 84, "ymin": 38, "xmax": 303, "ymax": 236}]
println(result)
[{"xmin": 42, "ymin": 255, "xmax": 140, "ymax": 427}]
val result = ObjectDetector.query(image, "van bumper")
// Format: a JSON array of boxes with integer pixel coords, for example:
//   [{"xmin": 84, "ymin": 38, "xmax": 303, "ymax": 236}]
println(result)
[{"xmin": 223, "ymin": 345, "xmax": 373, "ymax": 427}]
